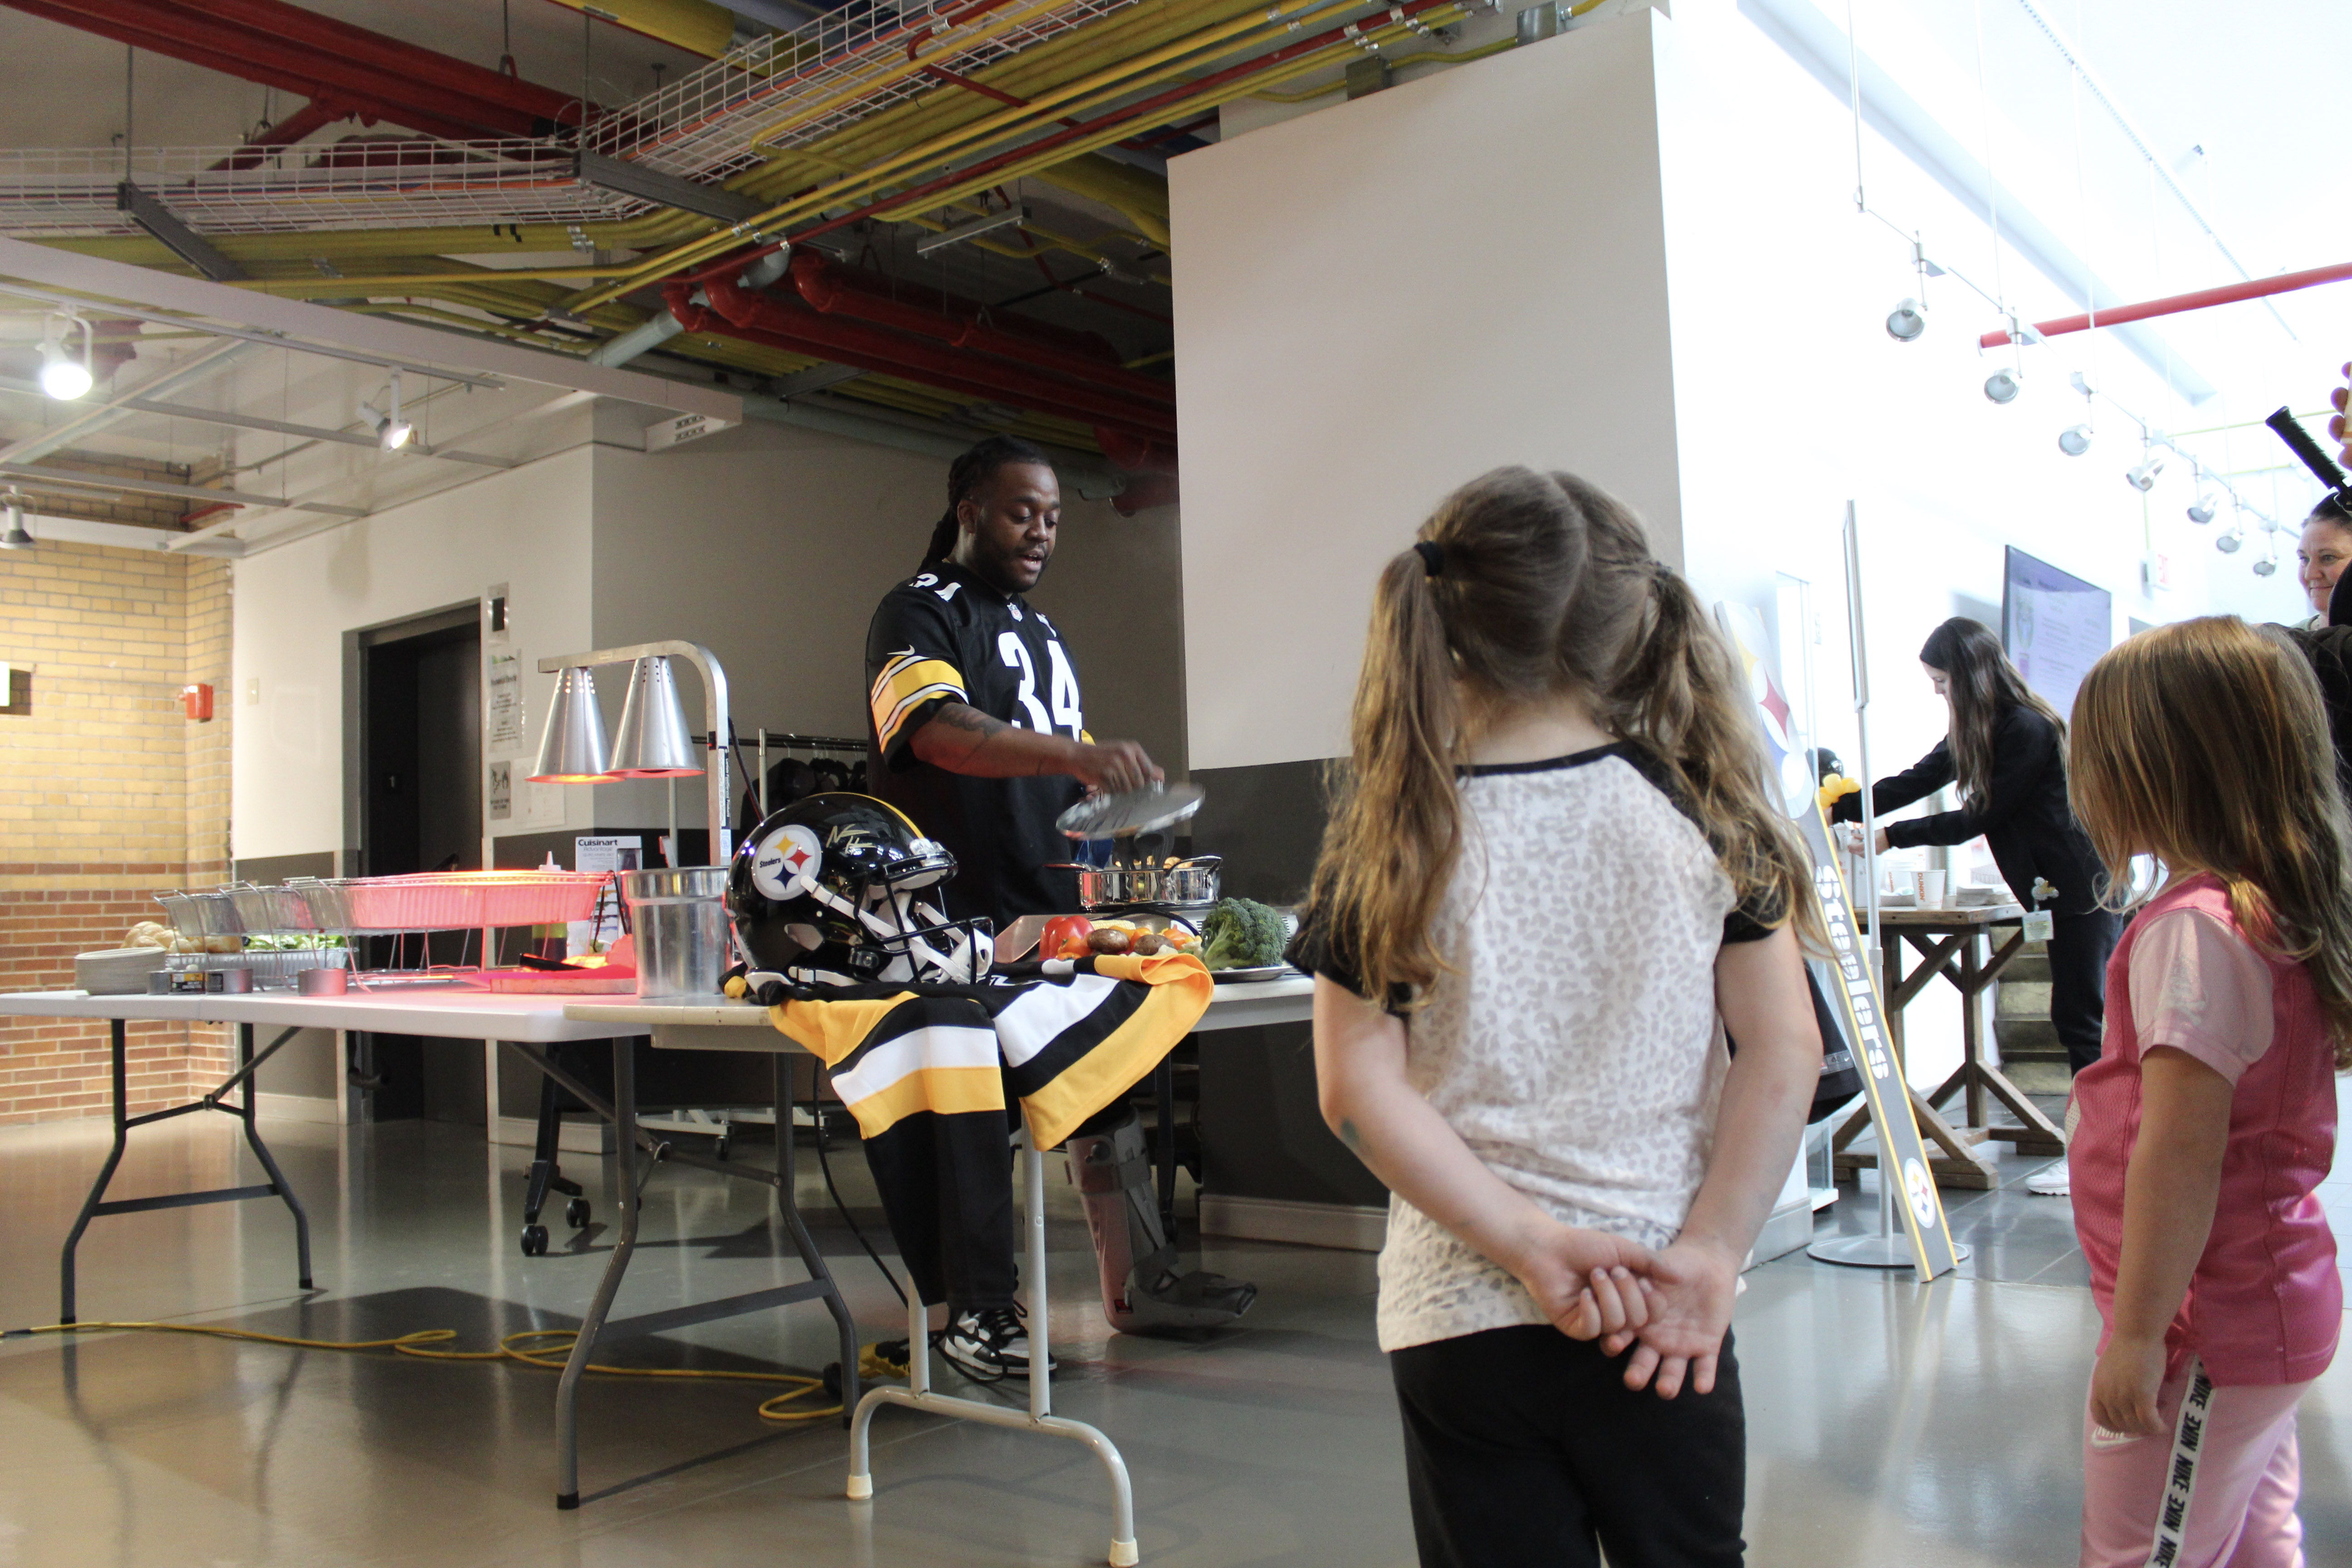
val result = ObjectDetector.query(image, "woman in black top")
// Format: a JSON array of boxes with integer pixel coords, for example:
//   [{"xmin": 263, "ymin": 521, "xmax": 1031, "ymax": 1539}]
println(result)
[{"xmin": 1832, "ymin": 618, "xmax": 2120, "ymax": 1083}]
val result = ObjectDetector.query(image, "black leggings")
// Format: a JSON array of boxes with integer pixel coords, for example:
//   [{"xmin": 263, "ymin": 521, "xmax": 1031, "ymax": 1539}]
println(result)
[
  {"xmin": 1389, "ymin": 1325, "xmax": 1745, "ymax": 1568},
  {"xmin": 2047, "ymin": 908, "xmax": 2125, "ymax": 1076}
]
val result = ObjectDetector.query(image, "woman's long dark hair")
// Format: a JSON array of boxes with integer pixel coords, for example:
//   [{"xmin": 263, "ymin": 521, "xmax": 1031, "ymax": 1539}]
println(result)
[
  {"xmin": 1920, "ymin": 617, "xmax": 2066, "ymax": 808},
  {"xmin": 921, "ymin": 435, "xmax": 1053, "ymax": 565}
]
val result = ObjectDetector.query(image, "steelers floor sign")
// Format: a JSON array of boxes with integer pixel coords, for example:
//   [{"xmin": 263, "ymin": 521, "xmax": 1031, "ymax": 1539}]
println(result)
[{"xmin": 1798, "ymin": 797, "xmax": 1961, "ymax": 1279}]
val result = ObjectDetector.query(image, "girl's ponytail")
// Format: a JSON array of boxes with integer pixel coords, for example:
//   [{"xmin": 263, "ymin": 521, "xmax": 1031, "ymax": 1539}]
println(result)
[
  {"xmin": 1308, "ymin": 547, "xmax": 1470, "ymax": 1001},
  {"xmin": 1609, "ymin": 561, "xmax": 1820, "ymax": 946}
]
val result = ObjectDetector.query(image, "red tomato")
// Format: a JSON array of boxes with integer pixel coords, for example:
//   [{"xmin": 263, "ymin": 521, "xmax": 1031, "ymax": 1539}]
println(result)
[{"xmin": 1040, "ymin": 915, "xmax": 1091, "ymax": 959}]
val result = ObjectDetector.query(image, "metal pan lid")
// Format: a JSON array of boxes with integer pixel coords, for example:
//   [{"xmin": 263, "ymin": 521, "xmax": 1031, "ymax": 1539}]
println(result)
[{"xmin": 1054, "ymin": 781, "xmax": 1205, "ymax": 839}]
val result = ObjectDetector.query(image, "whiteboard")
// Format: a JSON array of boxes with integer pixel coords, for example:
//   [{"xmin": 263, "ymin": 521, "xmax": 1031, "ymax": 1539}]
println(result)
[{"xmin": 2002, "ymin": 548, "xmax": 2112, "ymax": 719}]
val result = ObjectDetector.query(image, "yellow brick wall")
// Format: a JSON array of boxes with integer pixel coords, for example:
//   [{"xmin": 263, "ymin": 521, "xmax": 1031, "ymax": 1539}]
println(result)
[{"xmin": 0, "ymin": 537, "xmax": 232, "ymax": 1123}]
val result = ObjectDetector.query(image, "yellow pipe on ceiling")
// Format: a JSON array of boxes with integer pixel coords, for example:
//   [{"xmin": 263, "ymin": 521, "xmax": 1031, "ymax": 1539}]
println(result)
[
  {"xmin": 560, "ymin": 0, "xmax": 1362, "ymax": 311},
  {"xmin": 541, "ymin": 0, "xmax": 755, "ymax": 59}
]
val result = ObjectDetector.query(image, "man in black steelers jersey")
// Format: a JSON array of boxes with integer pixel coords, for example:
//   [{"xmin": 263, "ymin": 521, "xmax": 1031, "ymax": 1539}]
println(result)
[
  {"xmin": 865, "ymin": 436, "xmax": 1160, "ymax": 924},
  {"xmin": 861, "ymin": 436, "xmax": 1256, "ymax": 1370}
]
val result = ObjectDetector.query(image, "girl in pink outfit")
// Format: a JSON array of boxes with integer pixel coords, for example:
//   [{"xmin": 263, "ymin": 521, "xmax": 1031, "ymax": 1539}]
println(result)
[{"xmin": 2065, "ymin": 617, "xmax": 2352, "ymax": 1568}]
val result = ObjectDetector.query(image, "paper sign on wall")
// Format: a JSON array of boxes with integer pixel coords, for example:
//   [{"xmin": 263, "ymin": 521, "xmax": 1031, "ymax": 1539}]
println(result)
[
  {"xmin": 486, "ymin": 648, "xmax": 525, "ymax": 756},
  {"xmin": 488, "ymin": 760, "xmax": 512, "ymax": 821}
]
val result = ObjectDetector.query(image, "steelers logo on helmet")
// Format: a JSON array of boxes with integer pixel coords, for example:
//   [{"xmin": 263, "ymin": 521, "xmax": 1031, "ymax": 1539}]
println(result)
[
  {"xmin": 727, "ymin": 792, "xmax": 990, "ymax": 986},
  {"xmin": 750, "ymin": 823, "xmax": 823, "ymax": 901}
]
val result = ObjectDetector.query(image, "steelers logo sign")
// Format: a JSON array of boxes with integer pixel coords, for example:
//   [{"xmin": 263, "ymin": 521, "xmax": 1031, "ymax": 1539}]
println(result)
[
  {"xmin": 751, "ymin": 824, "xmax": 823, "ymax": 900},
  {"xmin": 1901, "ymin": 1157, "xmax": 1937, "ymax": 1230}
]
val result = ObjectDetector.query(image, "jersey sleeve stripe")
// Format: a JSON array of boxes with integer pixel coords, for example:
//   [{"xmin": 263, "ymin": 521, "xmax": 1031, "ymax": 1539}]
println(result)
[{"xmin": 868, "ymin": 653, "xmax": 967, "ymax": 750}]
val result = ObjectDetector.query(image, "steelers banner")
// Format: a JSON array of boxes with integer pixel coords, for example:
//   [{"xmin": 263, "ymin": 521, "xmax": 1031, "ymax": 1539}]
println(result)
[{"xmin": 1799, "ymin": 796, "xmax": 1960, "ymax": 1279}]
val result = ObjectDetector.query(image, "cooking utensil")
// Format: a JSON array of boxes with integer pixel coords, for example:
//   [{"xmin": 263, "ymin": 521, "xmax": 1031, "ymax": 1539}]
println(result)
[
  {"xmin": 1055, "ymin": 781, "xmax": 1205, "ymax": 839},
  {"xmin": 1045, "ymin": 858, "xmax": 1220, "ymax": 911}
]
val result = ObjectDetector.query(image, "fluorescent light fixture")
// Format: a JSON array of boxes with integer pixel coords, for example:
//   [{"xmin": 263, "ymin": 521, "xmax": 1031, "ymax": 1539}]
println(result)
[
  {"xmin": 914, "ymin": 203, "xmax": 1029, "ymax": 258},
  {"xmin": 2058, "ymin": 425, "xmax": 2092, "ymax": 456},
  {"xmin": 37, "ymin": 314, "xmax": 93, "ymax": 401},
  {"xmin": 1885, "ymin": 298, "xmax": 1926, "ymax": 342},
  {"xmin": 1983, "ymin": 367, "xmax": 2022, "ymax": 404}
]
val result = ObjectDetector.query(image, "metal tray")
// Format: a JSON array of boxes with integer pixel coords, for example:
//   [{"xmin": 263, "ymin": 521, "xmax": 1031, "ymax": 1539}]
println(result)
[{"xmin": 1209, "ymin": 963, "xmax": 1297, "ymax": 985}]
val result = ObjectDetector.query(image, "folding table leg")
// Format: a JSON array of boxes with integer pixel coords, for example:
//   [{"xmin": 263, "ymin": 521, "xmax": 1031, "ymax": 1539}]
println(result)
[
  {"xmin": 57, "ymin": 1022, "xmax": 132, "ymax": 1326},
  {"xmin": 555, "ymin": 1039, "xmax": 642, "ymax": 1510},
  {"xmin": 234, "ymin": 1023, "xmax": 314, "ymax": 1293}
]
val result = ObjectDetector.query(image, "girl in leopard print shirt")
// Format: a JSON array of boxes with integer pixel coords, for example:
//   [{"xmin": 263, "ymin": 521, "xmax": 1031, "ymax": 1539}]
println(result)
[{"xmin": 1298, "ymin": 467, "xmax": 1823, "ymax": 1568}]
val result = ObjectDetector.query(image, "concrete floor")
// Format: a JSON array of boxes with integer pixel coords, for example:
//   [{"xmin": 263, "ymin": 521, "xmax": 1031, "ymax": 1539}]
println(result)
[{"xmin": 0, "ymin": 1103, "xmax": 2347, "ymax": 1568}]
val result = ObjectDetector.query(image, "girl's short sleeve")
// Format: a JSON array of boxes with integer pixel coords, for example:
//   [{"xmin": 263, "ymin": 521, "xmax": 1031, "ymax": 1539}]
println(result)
[{"xmin": 2127, "ymin": 907, "xmax": 2275, "ymax": 1083}]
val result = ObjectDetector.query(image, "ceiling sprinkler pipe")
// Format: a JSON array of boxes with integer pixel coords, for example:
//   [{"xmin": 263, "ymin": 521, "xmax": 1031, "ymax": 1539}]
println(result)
[
  {"xmin": 1980, "ymin": 261, "xmax": 2352, "ymax": 349},
  {"xmin": 589, "ymin": 247, "xmax": 792, "ymax": 367},
  {"xmin": 785, "ymin": 251, "xmax": 1172, "ymax": 407},
  {"xmin": 687, "ymin": 275, "xmax": 1177, "ymax": 440}
]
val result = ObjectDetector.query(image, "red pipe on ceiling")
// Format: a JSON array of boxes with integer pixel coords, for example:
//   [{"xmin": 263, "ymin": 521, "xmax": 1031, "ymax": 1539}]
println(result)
[
  {"xmin": 209, "ymin": 98, "xmax": 351, "ymax": 171},
  {"xmin": 681, "ymin": 276, "xmax": 1177, "ymax": 445},
  {"xmin": 786, "ymin": 252, "xmax": 1173, "ymax": 411},
  {"xmin": 1979, "ymin": 260, "xmax": 2352, "ymax": 348},
  {"xmin": 6, "ymin": 0, "xmax": 589, "ymax": 136}
]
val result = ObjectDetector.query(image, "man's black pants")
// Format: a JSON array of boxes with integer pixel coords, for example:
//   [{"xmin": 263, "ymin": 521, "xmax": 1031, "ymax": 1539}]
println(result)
[
  {"xmin": 1388, "ymin": 1324, "xmax": 1745, "ymax": 1568},
  {"xmin": 2047, "ymin": 908, "xmax": 2125, "ymax": 1076}
]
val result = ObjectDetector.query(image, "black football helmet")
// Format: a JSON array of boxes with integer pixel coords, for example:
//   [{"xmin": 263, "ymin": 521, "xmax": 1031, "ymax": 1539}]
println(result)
[{"xmin": 727, "ymin": 793, "xmax": 994, "ymax": 985}]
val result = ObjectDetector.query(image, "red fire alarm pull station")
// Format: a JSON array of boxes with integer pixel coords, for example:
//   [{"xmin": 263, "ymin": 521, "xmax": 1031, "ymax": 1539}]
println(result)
[{"xmin": 181, "ymin": 683, "xmax": 213, "ymax": 721}]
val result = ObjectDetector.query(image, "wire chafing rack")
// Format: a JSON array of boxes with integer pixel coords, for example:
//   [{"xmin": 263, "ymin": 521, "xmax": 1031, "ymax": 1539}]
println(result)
[
  {"xmin": 285, "ymin": 872, "xmax": 610, "ymax": 989},
  {"xmin": 152, "ymin": 885, "xmax": 348, "ymax": 990}
]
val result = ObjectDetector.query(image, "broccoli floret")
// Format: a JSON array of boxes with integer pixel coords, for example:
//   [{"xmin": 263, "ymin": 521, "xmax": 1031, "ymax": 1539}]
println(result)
[{"xmin": 1200, "ymin": 897, "xmax": 1288, "ymax": 970}]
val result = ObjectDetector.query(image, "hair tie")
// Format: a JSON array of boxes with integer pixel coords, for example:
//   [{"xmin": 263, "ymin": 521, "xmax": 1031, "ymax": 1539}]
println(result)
[{"xmin": 1414, "ymin": 540, "xmax": 1446, "ymax": 579}]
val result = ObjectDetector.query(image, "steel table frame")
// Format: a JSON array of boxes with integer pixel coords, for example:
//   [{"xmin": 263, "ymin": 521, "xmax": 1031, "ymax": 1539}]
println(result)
[
  {"xmin": 0, "ymin": 988, "xmax": 860, "ymax": 1512},
  {"xmin": 568, "ymin": 974, "xmax": 1315, "ymax": 1567},
  {"xmin": 59, "ymin": 1017, "xmax": 313, "ymax": 1325}
]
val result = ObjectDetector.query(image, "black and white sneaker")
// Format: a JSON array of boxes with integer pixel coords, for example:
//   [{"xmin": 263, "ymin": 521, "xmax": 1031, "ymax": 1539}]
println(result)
[{"xmin": 938, "ymin": 1304, "xmax": 1054, "ymax": 1381}]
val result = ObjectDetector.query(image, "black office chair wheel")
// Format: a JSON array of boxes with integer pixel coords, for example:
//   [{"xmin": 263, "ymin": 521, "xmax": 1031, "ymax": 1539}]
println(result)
[
  {"xmin": 564, "ymin": 1198, "xmax": 591, "ymax": 1229},
  {"xmin": 520, "ymin": 1224, "xmax": 549, "ymax": 1257}
]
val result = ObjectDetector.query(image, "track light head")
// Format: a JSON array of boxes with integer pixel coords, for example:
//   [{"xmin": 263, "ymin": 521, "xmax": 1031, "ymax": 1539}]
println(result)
[
  {"xmin": 2216, "ymin": 529, "xmax": 2243, "ymax": 554},
  {"xmin": 1983, "ymin": 367, "xmax": 2023, "ymax": 404},
  {"xmin": 1885, "ymin": 298, "xmax": 1927, "ymax": 343},
  {"xmin": 2186, "ymin": 491, "xmax": 2218, "ymax": 525},
  {"xmin": 2058, "ymin": 425, "xmax": 2092, "ymax": 456},
  {"xmin": 0, "ymin": 492, "xmax": 31, "ymax": 551},
  {"xmin": 37, "ymin": 314, "xmax": 93, "ymax": 401},
  {"xmin": 2252, "ymin": 556, "xmax": 2277, "ymax": 576},
  {"xmin": 2125, "ymin": 455, "xmax": 2166, "ymax": 492},
  {"xmin": 365, "ymin": 370, "xmax": 415, "ymax": 451}
]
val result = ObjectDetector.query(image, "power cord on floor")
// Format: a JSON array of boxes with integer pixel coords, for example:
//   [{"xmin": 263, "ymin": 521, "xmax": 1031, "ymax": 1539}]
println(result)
[{"xmin": 3, "ymin": 1320, "xmax": 843, "ymax": 1422}]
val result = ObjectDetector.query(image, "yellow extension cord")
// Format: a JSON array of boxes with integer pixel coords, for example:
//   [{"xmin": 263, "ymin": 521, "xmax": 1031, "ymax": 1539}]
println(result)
[{"xmin": 12, "ymin": 1321, "xmax": 880, "ymax": 1424}]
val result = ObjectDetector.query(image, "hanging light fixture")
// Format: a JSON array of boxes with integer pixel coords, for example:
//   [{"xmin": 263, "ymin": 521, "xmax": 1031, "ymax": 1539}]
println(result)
[
  {"xmin": 1885, "ymin": 298, "xmax": 1927, "ymax": 342},
  {"xmin": 1983, "ymin": 367, "xmax": 2023, "ymax": 404},
  {"xmin": 2215, "ymin": 527, "xmax": 2243, "ymax": 554},
  {"xmin": 0, "ymin": 491, "xmax": 32, "ymax": 551},
  {"xmin": 527, "ymin": 666, "xmax": 617, "ymax": 783},
  {"xmin": 2186, "ymin": 489, "xmax": 2218, "ymax": 525},
  {"xmin": 361, "ymin": 370, "xmax": 415, "ymax": 452},
  {"xmin": 2125, "ymin": 453, "xmax": 2165, "ymax": 492},
  {"xmin": 608, "ymin": 655, "xmax": 703, "ymax": 777},
  {"xmin": 2058, "ymin": 425, "xmax": 2092, "ymax": 456},
  {"xmin": 37, "ymin": 313, "xmax": 93, "ymax": 401},
  {"xmin": 2252, "ymin": 554, "xmax": 2277, "ymax": 577}
]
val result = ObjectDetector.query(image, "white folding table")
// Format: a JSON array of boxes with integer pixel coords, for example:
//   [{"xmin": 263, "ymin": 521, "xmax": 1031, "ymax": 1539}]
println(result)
[
  {"xmin": 0, "ymin": 987, "xmax": 863, "ymax": 1510},
  {"xmin": 568, "ymin": 973, "xmax": 1316, "ymax": 1568}
]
